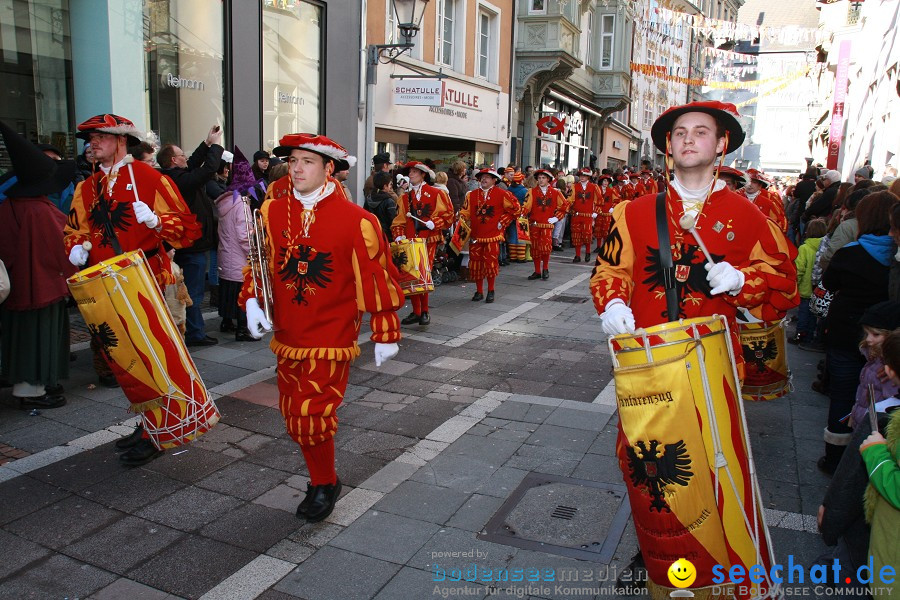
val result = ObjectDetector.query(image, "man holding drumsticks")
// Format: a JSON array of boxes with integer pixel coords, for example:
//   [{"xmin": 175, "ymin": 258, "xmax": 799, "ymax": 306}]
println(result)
[
  {"xmin": 591, "ymin": 101, "xmax": 797, "ymax": 359},
  {"xmin": 63, "ymin": 113, "xmax": 201, "ymax": 466},
  {"xmin": 390, "ymin": 161, "xmax": 453, "ymax": 326},
  {"xmin": 589, "ymin": 101, "xmax": 798, "ymax": 589}
]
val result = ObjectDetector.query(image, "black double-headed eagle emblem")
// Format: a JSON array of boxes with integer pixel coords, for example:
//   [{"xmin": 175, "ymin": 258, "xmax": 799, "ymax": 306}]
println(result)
[
  {"xmin": 89, "ymin": 200, "xmax": 132, "ymax": 248},
  {"xmin": 476, "ymin": 203, "xmax": 495, "ymax": 224},
  {"xmin": 278, "ymin": 244, "xmax": 334, "ymax": 305},
  {"xmin": 742, "ymin": 339, "xmax": 779, "ymax": 371},
  {"xmin": 642, "ymin": 244, "xmax": 725, "ymax": 320},
  {"xmin": 626, "ymin": 439, "xmax": 693, "ymax": 512},
  {"xmin": 536, "ymin": 195, "xmax": 552, "ymax": 208},
  {"xmin": 88, "ymin": 322, "xmax": 119, "ymax": 360}
]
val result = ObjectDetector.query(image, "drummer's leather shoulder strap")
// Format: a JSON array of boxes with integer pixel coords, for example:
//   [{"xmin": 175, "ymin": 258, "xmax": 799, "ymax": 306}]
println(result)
[
  {"xmin": 95, "ymin": 175, "xmax": 124, "ymax": 255},
  {"xmin": 656, "ymin": 190, "xmax": 679, "ymax": 322}
]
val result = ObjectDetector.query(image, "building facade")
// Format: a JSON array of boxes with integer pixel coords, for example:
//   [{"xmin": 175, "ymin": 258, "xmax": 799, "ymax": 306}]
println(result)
[
  {"xmin": 364, "ymin": 0, "xmax": 514, "ymax": 174},
  {"xmin": 0, "ymin": 0, "xmax": 361, "ymax": 183},
  {"xmin": 513, "ymin": 0, "xmax": 633, "ymax": 173}
]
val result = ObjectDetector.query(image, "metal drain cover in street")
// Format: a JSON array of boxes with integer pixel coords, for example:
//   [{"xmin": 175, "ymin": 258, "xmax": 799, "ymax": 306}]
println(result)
[
  {"xmin": 548, "ymin": 295, "xmax": 588, "ymax": 304},
  {"xmin": 478, "ymin": 473, "xmax": 630, "ymax": 562}
]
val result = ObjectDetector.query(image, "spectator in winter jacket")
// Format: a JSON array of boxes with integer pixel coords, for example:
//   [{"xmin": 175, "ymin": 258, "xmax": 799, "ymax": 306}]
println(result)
[
  {"xmin": 158, "ymin": 125, "xmax": 224, "ymax": 346},
  {"xmin": 820, "ymin": 191, "xmax": 900, "ymax": 474},
  {"xmin": 849, "ymin": 300, "xmax": 900, "ymax": 430},
  {"xmin": 365, "ymin": 171, "xmax": 398, "ymax": 241},
  {"xmin": 793, "ymin": 218, "xmax": 827, "ymax": 345},
  {"xmin": 804, "ymin": 170, "xmax": 842, "ymax": 224},
  {"xmin": 446, "ymin": 161, "xmax": 468, "ymax": 212}
]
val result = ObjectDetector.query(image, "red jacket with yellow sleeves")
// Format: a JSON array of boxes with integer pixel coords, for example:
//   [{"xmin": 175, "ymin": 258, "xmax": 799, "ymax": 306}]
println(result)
[
  {"xmin": 390, "ymin": 183, "xmax": 453, "ymax": 243},
  {"xmin": 523, "ymin": 185, "xmax": 568, "ymax": 230},
  {"xmin": 567, "ymin": 182, "xmax": 602, "ymax": 218},
  {"xmin": 599, "ymin": 186, "xmax": 620, "ymax": 214},
  {"xmin": 239, "ymin": 177, "xmax": 404, "ymax": 361},
  {"xmin": 591, "ymin": 184, "xmax": 798, "ymax": 328},
  {"xmin": 63, "ymin": 159, "xmax": 200, "ymax": 286},
  {"xmin": 459, "ymin": 185, "xmax": 520, "ymax": 242}
]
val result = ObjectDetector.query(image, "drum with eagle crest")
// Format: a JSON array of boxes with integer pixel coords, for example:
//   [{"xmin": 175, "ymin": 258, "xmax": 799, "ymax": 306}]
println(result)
[
  {"xmin": 609, "ymin": 316, "xmax": 778, "ymax": 600},
  {"xmin": 738, "ymin": 320, "xmax": 791, "ymax": 402},
  {"xmin": 389, "ymin": 238, "xmax": 433, "ymax": 296},
  {"xmin": 68, "ymin": 250, "xmax": 219, "ymax": 449}
]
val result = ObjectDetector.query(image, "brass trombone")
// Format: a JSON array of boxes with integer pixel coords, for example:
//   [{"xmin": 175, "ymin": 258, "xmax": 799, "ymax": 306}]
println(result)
[{"xmin": 242, "ymin": 198, "xmax": 274, "ymax": 324}]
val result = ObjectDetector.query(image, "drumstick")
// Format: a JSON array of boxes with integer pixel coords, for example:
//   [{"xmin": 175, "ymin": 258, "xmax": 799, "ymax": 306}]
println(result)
[
  {"xmin": 83, "ymin": 241, "xmax": 92, "ymax": 252},
  {"xmin": 406, "ymin": 212, "xmax": 430, "ymax": 226},
  {"xmin": 678, "ymin": 214, "xmax": 714, "ymax": 265}
]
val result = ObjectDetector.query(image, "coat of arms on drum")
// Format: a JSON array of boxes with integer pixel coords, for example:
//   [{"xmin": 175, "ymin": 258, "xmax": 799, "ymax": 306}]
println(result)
[
  {"xmin": 88, "ymin": 322, "xmax": 119, "ymax": 359},
  {"xmin": 741, "ymin": 339, "xmax": 778, "ymax": 372},
  {"xmin": 626, "ymin": 439, "xmax": 693, "ymax": 512}
]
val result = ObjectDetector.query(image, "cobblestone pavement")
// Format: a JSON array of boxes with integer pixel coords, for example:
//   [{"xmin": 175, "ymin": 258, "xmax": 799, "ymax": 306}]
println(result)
[{"xmin": 0, "ymin": 250, "xmax": 837, "ymax": 599}]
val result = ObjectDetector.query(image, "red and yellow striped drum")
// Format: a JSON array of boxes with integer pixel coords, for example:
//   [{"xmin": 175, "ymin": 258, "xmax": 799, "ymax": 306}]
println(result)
[
  {"xmin": 68, "ymin": 250, "xmax": 219, "ymax": 449},
  {"xmin": 738, "ymin": 320, "xmax": 791, "ymax": 402},
  {"xmin": 609, "ymin": 317, "xmax": 777, "ymax": 600},
  {"xmin": 390, "ymin": 238, "xmax": 433, "ymax": 296}
]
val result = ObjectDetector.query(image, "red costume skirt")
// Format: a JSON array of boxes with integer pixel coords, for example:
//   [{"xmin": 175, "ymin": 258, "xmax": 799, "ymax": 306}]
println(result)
[
  {"xmin": 530, "ymin": 226, "xmax": 554, "ymax": 260},
  {"xmin": 468, "ymin": 240, "xmax": 500, "ymax": 281},
  {"xmin": 570, "ymin": 216, "xmax": 594, "ymax": 246},
  {"xmin": 594, "ymin": 214, "xmax": 612, "ymax": 242},
  {"xmin": 276, "ymin": 356, "xmax": 350, "ymax": 447}
]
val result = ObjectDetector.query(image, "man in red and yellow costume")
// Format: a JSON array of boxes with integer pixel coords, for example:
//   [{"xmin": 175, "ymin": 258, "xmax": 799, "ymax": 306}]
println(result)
[
  {"xmin": 717, "ymin": 165, "xmax": 747, "ymax": 193},
  {"xmin": 616, "ymin": 173, "xmax": 634, "ymax": 202},
  {"xmin": 522, "ymin": 169, "xmax": 568, "ymax": 280},
  {"xmin": 63, "ymin": 113, "xmax": 201, "ymax": 467},
  {"xmin": 390, "ymin": 161, "xmax": 452, "ymax": 326},
  {"xmin": 459, "ymin": 168, "xmax": 520, "ymax": 302},
  {"xmin": 591, "ymin": 101, "xmax": 798, "ymax": 596},
  {"xmin": 593, "ymin": 174, "xmax": 619, "ymax": 251},
  {"xmin": 742, "ymin": 168, "xmax": 788, "ymax": 233},
  {"xmin": 567, "ymin": 167, "xmax": 601, "ymax": 263},
  {"xmin": 639, "ymin": 169, "xmax": 658, "ymax": 196},
  {"xmin": 241, "ymin": 133, "xmax": 405, "ymax": 522}
]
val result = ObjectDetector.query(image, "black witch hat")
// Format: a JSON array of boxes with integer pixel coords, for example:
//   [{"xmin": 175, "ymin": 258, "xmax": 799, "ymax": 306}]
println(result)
[{"xmin": 0, "ymin": 120, "xmax": 76, "ymax": 198}]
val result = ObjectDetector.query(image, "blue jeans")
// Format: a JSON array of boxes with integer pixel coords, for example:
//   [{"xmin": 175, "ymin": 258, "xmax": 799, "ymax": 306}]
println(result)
[
  {"xmin": 207, "ymin": 250, "xmax": 219, "ymax": 285},
  {"xmin": 175, "ymin": 252, "xmax": 208, "ymax": 342},
  {"xmin": 825, "ymin": 346, "xmax": 866, "ymax": 436},
  {"xmin": 796, "ymin": 297, "xmax": 817, "ymax": 341}
]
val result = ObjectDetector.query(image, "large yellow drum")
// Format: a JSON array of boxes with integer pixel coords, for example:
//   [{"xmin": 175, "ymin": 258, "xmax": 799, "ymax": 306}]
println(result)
[
  {"xmin": 609, "ymin": 317, "xmax": 777, "ymax": 600},
  {"xmin": 738, "ymin": 320, "xmax": 791, "ymax": 402},
  {"xmin": 390, "ymin": 238, "xmax": 434, "ymax": 296},
  {"xmin": 68, "ymin": 250, "xmax": 219, "ymax": 449}
]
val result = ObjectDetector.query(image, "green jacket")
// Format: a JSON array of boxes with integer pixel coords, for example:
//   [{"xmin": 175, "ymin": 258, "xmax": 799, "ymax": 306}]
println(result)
[
  {"xmin": 795, "ymin": 236, "xmax": 823, "ymax": 298},
  {"xmin": 862, "ymin": 408, "xmax": 900, "ymax": 597}
]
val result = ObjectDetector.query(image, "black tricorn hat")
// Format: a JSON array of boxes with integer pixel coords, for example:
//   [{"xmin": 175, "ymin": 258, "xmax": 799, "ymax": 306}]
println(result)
[{"xmin": 0, "ymin": 121, "xmax": 76, "ymax": 198}]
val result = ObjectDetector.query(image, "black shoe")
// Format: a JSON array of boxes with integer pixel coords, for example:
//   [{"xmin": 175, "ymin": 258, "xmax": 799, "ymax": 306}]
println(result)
[
  {"xmin": 115, "ymin": 425, "xmax": 145, "ymax": 450},
  {"xmin": 45, "ymin": 383, "xmax": 64, "ymax": 395},
  {"xmin": 471, "ymin": 292, "xmax": 483, "ymax": 301},
  {"xmin": 419, "ymin": 312, "xmax": 431, "ymax": 325},
  {"xmin": 99, "ymin": 374, "xmax": 120, "ymax": 388},
  {"xmin": 119, "ymin": 439, "xmax": 163, "ymax": 467},
  {"xmin": 817, "ymin": 456, "xmax": 836, "ymax": 476},
  {"xmin": 19, "ymin": 394, "xmax": 66, "ymax": 409},
  {"xmin": 186, "ymin": 335, "xmax": 218, "ymax": 347},
  {"xmin": 811, "ymin": 379, "xmax": 828, "ymax": 395},
  {"xmin": 527, "ymin": 272, "xmax": 542, "ymax": 280},
  {"xmin": 541, "ymin": 269, "xmax": 550, "ymax": 280},
  {"xmin": 296, "ymin": 479, "xmax": 342, "ymax": 523},
  {"xmin": 572, "ymin": 256, "xmax": 582, "ymax": 263},
  {"xmin": 552, "ymin": 246, "xmax": 563, "ymax": 252},
  {"xmin": 787, "ymin": 335, "xmax": 801, "ymax": 345},
  {"xmin": 401, "ymin": 312, "xmax": 421, "ymax": 325},
  {"xmin": 220, "ymin": 319, "xmax": 235, "ymax": 333},
  {"xmin": 235, "ymin": 329, "xmax": 259, "ymax": 342},
  {"xmin": 485, "ymin": 291, "xmax": 495, "ymax": 303}
]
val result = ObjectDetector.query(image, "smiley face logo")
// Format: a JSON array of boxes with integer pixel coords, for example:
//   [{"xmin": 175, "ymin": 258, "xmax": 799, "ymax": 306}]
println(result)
[{"xmin": 667, "ymin": 558, "xmax": 697, "ymax": 588}]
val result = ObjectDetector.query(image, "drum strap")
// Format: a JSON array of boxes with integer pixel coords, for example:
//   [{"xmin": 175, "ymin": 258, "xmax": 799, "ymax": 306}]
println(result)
[
  {"xmin": 95, "ymin": 177, "xmax": 124, "ymax": 256},
  {"xmin": 655, "ymin": 191, "xmax": 679, "ymax": 321}
]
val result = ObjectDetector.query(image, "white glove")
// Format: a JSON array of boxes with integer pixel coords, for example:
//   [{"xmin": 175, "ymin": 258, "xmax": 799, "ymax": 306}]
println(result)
[
  {"xmin": 425, "ymin": 220, "xmax": 435, "ymax": 230},
  {"xmin": 548, "ymin": 217, "xmax": 559, "ymax": 225},
  {"xmin": 245, "ymin": 298, "xmax": 272, "ymax": 339},
  {"xmin": 591, "ymin": 212, "xmax": 598, "ymax": 219},
  {"xmin": 497, "ymin": 222, "xmax": 503, "ymax": 230},
  {"xmin": 601, "ymin": 299, "xmax": 636, "ymax": 336},
  {"xmin": 68, "ymin": 244, "xmax": 89, "ymax": 267},
  {"xmin": 394, "ymin": 235, "xmax": 406, "ymax": 243},
  {"xmin": 374, "ymin": 342, "xmax": 399, "ymax": 367},
  {"xmin": 133, "ymin": 200, "xmax": 160, "ymax": 229},
  {"xmin": 705, "ymin": 261, "xmax": 745, "ymax": 296}
]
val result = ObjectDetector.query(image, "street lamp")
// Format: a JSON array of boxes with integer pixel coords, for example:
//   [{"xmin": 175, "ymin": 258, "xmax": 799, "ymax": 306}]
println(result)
[{"xmin": 369, "ymin": 0, "xmax": 430, "ymax": 65}]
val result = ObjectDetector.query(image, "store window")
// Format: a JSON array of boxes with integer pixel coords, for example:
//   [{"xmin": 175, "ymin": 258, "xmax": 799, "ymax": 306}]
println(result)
[
  {"xmin": 0, "ymin": 0, "xmax": 74, "ymax": 165},
  {"xmin": 144, "ymin": 0, "xmax": 225, "ymax": 149},
  {"xmin": 262, "ymin": 0, "xmax": 322, "ymax": 151}
]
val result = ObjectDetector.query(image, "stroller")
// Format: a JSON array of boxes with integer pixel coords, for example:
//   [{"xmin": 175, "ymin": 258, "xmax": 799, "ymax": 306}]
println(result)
[{"xmin": 431, "ymin": 235, "xmax": 458, "ymax": 286}]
